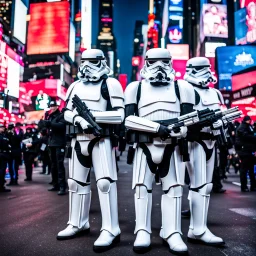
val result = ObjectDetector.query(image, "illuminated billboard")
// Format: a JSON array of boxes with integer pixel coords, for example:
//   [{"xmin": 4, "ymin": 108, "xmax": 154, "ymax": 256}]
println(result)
[
  {"xmin": 166, "ymin": 44, "xmax": 189, "ymax": 60},
  {"xmin": 27, "ymin": 2, "xmax": 70, "ymax": 55},
  {"xmin": 201, "ymin": 3, "xmax": 228, "ymax": 38},
  {"xmin": 216, "ymin": 45, "xmax": 256, "ymax": 90},
  {"xmin": 235, "ymin": 1, "xmax": 256, "ymax": 45},
  {"xmin": 205, "ymin": 42, "xmax": 226, "ymax": 57},
  {"xmin": 13, "ymin": 0, "xmax": 28, "ymax": 44},
  {"xmin": 167, "ymin": 0, "xmax": 184, "ymax": 44}
]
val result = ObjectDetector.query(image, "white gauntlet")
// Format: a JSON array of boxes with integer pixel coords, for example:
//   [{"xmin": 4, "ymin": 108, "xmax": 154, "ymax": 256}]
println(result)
[
  {"xmin": 74, "ymin": 116, "xmax": 89, "ymax": 130},
  {"xmin": 212, "ymin": 119, "xmax": 223, "ymax": 129},
  {"xmin": 169, "ymin": 126, "xmax": 188, "ymax": 138}
]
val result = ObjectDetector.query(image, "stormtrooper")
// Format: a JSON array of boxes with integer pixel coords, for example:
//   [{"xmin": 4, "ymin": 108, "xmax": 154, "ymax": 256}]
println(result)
[
  {"xmin": 57, "ymin": 49, "xmax": 124, "ymax": 252},
  {"xmin": 124, "ymin": 48, "xmax": 195, "ymax": 255},
  {"xmin": 184, "ymin": 57, "xmax": 225, "ymax": 245}
]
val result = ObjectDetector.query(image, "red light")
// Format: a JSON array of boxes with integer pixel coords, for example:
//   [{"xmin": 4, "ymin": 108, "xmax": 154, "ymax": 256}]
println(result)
[{"xmin": 132, "ymin": 56, "xmax": 140, "ymax": 67}]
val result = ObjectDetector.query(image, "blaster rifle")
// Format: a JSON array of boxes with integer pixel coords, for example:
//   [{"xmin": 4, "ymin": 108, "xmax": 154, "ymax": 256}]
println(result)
[{"xmin": 72, "ymin": 94, "xmax": 102, "ymax": 137}]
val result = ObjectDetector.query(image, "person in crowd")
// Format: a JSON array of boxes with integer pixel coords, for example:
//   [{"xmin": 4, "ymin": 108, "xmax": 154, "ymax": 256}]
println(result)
[
  {"xmin": 38, "ymin": 128, "xmax": 51, "ymax": 175},
  {"xmin": 6, "ymin": 123, "xmax": 23, "ymax": 186},
  {"xmin": 40, "ymin": 100, "xmax": 66, "ymax": 195},
  {"xmin": 232, "ymin": 153, "xmax": 241, "ymax": 174},
  {"xmin": 15, "ymin": 123, "xmax": 24, "ymax": 166},
  {"xmin": 235, "ymin": 115, "xmax": 256, "ymax": 192},
  {"xmin": 233, "ymin": 121, "xmax": 240, "ymax": 132},
  {"xmin": 0, "ymin": 123, "xmax": 11, "ymax": 193},
  {"xmin": 22, "ymin": 127, "xmax": 39, "ymax": 181}
]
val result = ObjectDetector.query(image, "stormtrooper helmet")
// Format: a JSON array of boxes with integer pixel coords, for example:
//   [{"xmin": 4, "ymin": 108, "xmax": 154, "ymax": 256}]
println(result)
[
  {"xmin": 184, "ymin": 57, "xmax": 217, "ymax": 88},
  {"xmin": 78, "ymin": 49, "xmax": 112, "ymax": 82},
  {"xmin": 140, "ymin": 48, "xmax": 175, "ymax": 84}
]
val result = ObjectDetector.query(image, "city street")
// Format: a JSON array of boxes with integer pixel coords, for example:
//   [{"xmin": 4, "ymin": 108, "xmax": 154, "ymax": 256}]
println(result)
[{"xmin": 1, "ymin": 155, "xmax": 256, "ymax": 256}]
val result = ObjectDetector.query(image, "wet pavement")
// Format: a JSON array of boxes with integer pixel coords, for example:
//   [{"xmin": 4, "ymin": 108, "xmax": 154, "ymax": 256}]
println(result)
[{"xmin": 1, "ymin": 156, "xmax": 256, "ymax": 256}]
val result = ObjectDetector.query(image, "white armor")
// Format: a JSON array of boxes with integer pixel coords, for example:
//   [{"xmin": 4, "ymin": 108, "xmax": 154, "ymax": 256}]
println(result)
[
  {"xmin": 140, "ymin": 48, "xmax": 175, "ymax": 83},
  {"xmin": 184, "ymin": 57, "xmax": 225, "ymax": 246},
  {"xmin": 125, "ymin": 48, "xmax": 195, "ymax": 254},
  {"xmin": 57, "ymin": 50, "xmax": 124, "ymax": 252},
  {"xmin": 78, "ymin": 49, "xmax": 112, "ymax": 82},
  {"xmin": 184, "ymin": 57, "xmax": 217, "ymax": 88}
]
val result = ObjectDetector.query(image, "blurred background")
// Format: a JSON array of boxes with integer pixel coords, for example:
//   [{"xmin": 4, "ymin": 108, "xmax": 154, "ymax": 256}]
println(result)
[{"xmin": 0, "ymin": 0, "xmax": 255, "ymax": 126}]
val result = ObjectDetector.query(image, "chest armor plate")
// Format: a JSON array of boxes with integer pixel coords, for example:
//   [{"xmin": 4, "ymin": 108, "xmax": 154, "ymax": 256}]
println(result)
[
  {"xmin": 194, "ymin": 87, "xmax": 220, "ymax": 111},
  {"xmin": 70, "ymin": 81, "xmax": 107, "ymax": 112},
  {"xmin": 138, "ymin": 80, "xmax": 180, "ymax": 117}
]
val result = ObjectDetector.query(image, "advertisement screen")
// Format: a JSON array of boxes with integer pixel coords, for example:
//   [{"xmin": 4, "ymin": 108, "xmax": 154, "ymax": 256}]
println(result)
[
  {"xmin": 7, "ymin": 57, "xmax": 20, "ymax": 98},
  {"xmin": 27, "ymin": 2, "xmax": 70, "ymax": 55},
  {"xmin": 201, "ymin": 4, "xmax": 228, "ymax": 38},
  {"xmin": 166, "ymin": 44, "xmax": 189, "ymax": 60},
  {"xmin": 167, "ymin": 0, "xmax": 184, "ymax": 44},
  {"xmin": 231, "ymin": 97, "xmax": 256, "ymax": 121},
  {"xmin": 13, "ymin": 0, "xmax": 28, "ymax": 44},
  {"xmin": 240, "ymin": 0, "xmax": 256, "ymax": 8},
  {"xmin": 232, "ymin": 67, "xmax": 256, "ymax": 91},
  {"xmin": 235, "ymin": 1, "xmax": 256, "ymax": 45},
  {"xmin": 19, "ymin": 79, "xmax": 66, "ymax": 113},
  {"xmin": 216, "ymin": 45, "xmax": 256, "ymax": 90},
  {"xmin": 23, "ymin": 65, "xmax": 62, "ymax": 82},
  {"xmin": 205, "ymin": 42, "xmax": 226, "ymax": 57}
]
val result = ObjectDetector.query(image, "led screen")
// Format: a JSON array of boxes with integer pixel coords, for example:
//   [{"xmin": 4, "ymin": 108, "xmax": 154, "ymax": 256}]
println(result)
[
  {"xmin": 232, "ymin": 68, "xmax": 256, "ymax": 91},
  {"xmin": 201, "ymin": 3, "xmax": 228, "ymax": 38},
  {"xmin": 167, "ymin": 0, "xmax": 184, "ymax": 44},
  {"xmin": 216, "ymin": 45, "xmax": 256, "ymax": 90},
  {"xmin": 27, "ymin": 2, "xmax": 70, "ymax": 55},
  {"xmin": 231, "ymin": 96, "xmax": 256, "ymax": 121},
  {"xmin": 166, "ymin": 44, "xmax": 189, "ymax": 60},
  {"xmin": 13, "ymin": 0, "xmax": 28, "ymax": 44},
  {"xmin": 235, "ymin": 1, "xmax": 256, "ymax": 45},
  {"xmin": 205, "ymin": 42, "xmax": 226, "ymax": 57}
]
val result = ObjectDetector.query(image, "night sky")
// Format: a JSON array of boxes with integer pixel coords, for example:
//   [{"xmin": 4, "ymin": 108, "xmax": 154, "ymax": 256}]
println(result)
[{"xmin": 92, "ymin": 0, "xmax": 148, "ymax": 82}]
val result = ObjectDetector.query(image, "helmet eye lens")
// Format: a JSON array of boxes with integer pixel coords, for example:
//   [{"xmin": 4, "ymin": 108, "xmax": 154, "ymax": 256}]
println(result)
[
  {"xmin": 148, "ymin": 60, "xmax": 157, "ymax": 65},
  {"xmin": 89, "ymin": 60, "xmax": 100, "ymax": 65},
  {"xmin": 163, "ymin": 60, "xmax": 170, "ymax": 64},
  {"xmin": 194, "ymin": 67, "xmax": 203, "ymax": 71}
]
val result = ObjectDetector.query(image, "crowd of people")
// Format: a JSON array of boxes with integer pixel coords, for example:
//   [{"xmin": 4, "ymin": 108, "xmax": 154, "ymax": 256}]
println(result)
[{"xmin": 0, "ymin": 100, "xmax": 67, "ymax": 195}]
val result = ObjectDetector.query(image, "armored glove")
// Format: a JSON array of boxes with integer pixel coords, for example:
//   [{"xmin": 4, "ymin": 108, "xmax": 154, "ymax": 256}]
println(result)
[
  {"xmin": 170, "ymin": 126, "xmax": 188, "ymax": 139},
  {"xmin": 156, "ymin": 125, "xmax": 171, "ymax": 140},
  {"xmin": 74, "ymin": 116, "xmax": 89, "ymax": 131}
]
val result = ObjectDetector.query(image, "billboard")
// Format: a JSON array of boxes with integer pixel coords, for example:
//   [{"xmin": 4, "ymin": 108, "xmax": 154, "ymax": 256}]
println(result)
[
  {"xmin": 13, "ymin": 0, "xmax": 28, "ymax": 44},
  {"xmin": 232, "ymin": 66, "xmax": 256, "ymax": 91},
  {"xmin": 231, "ymin": 96, "xmax": 256, "ymax": 121},
  {"xmin": 19, "ymin": 79, "xmax": 66, "ymax": 114},
  {"xmin": 216, "ymin": 45, "xmax": 256, "ymax": 90},
  {"xmin": 201, "ymin": 3, "xmax": 228, "ymax": 38},
  {"xmin": 240, "ymin": 0, "xmax": 256, "ymax": 8},
  {"xmin": 27, "ymin": 2, "xmax": 70, "ymax": 55},
  {"xmin": 23, "ymin": 64, "xmax": 62, "ymax": 82},
  {"xmin": 205, "ymin": 42, "xmax": 226, "ymax": 57},
  {"xmin": 167, "ymin": 0, "xmax": 184, "ymax": 44},
  {"xmin": 167, "ymin": 44, "xmax": 189, "ymax": 60},
  {"xmin": 235, "ymin": 1, "xmax": 256, "ymax": 45}
]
